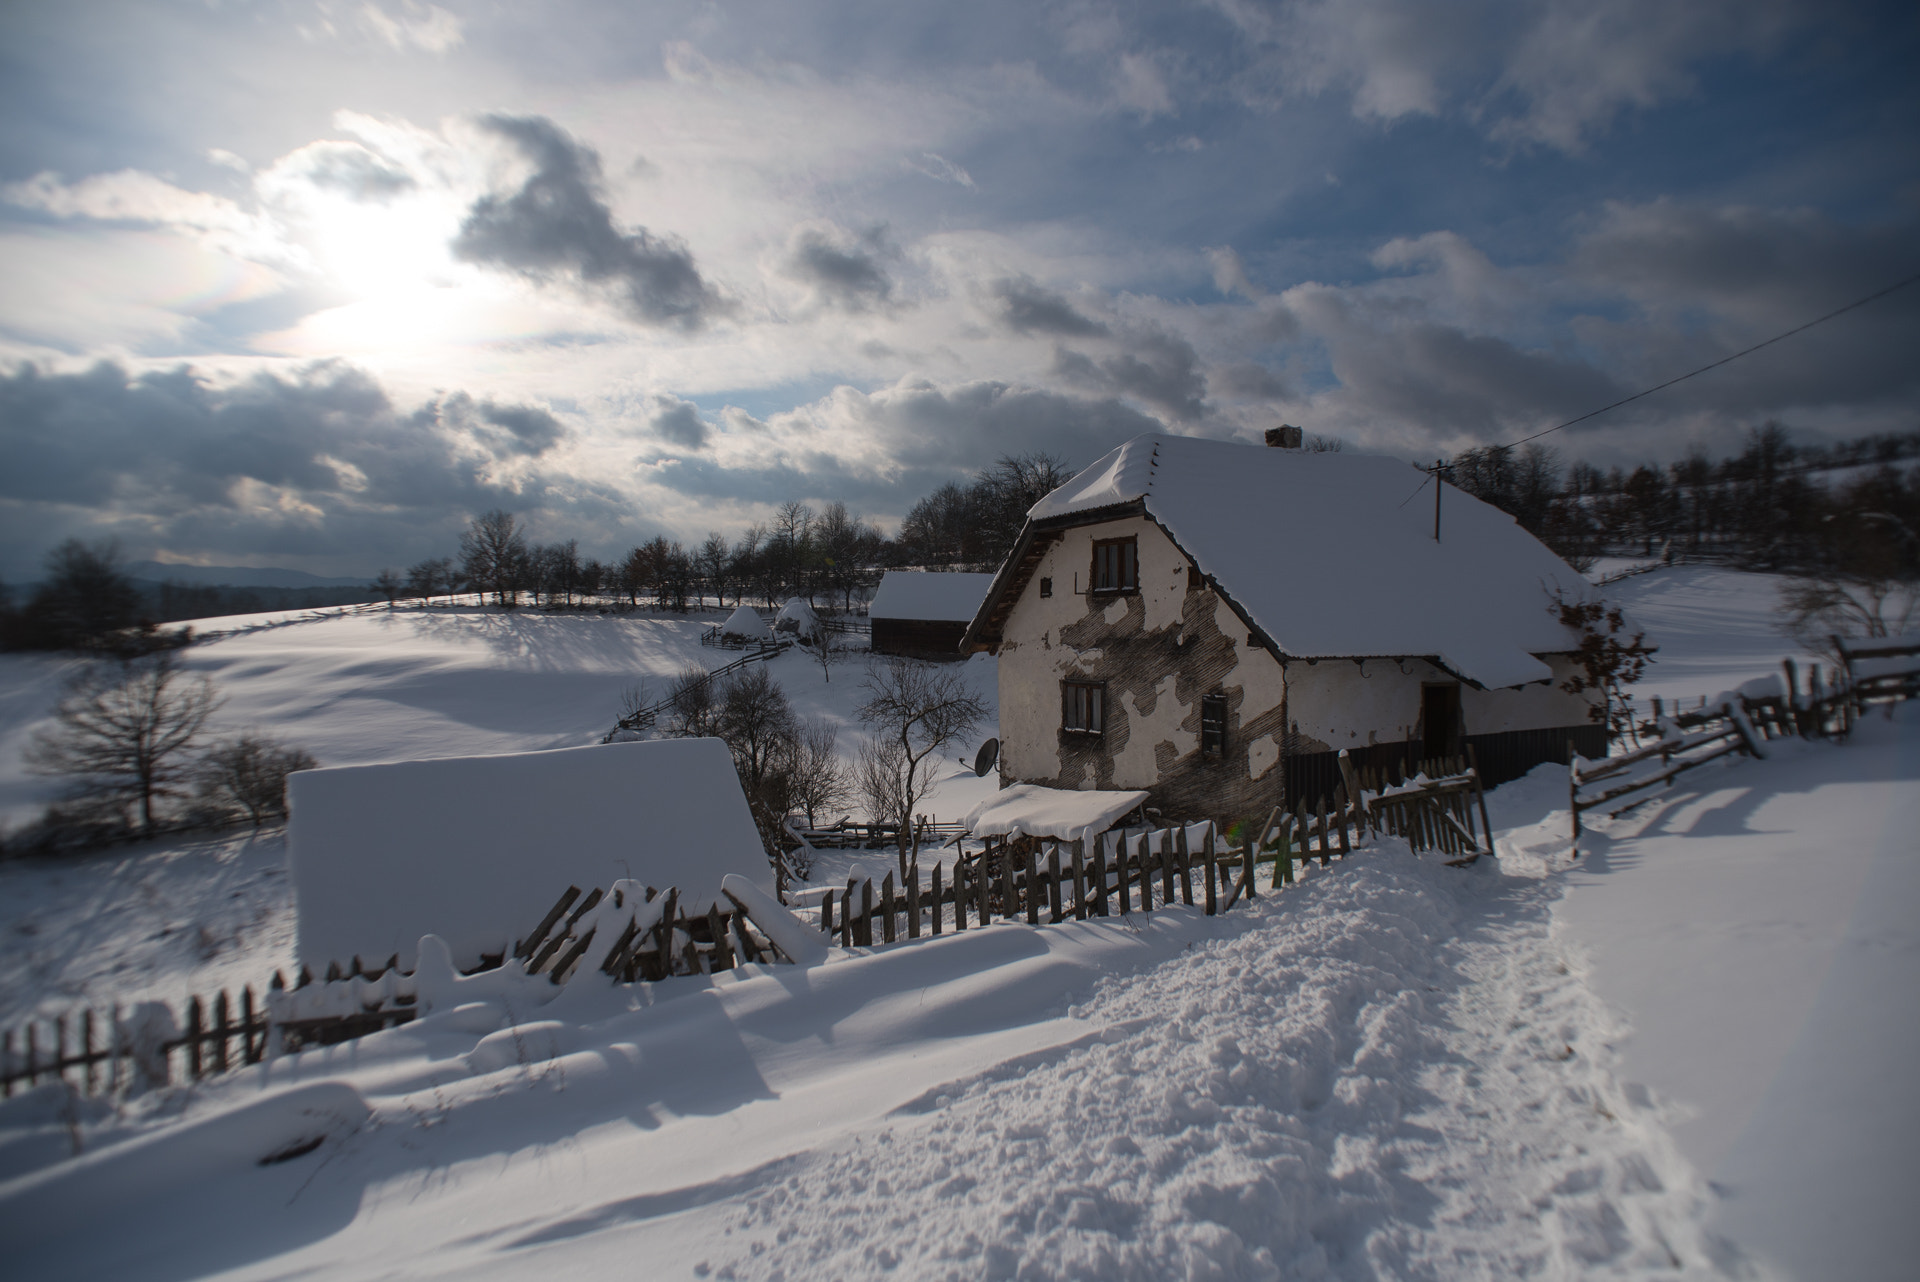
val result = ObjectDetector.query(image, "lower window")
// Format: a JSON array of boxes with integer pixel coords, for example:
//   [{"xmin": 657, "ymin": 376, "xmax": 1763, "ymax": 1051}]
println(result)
[
  {"xmin": 1063, "ymin": 680, "xmax": 1105, "ymax": 735},
  {"xmin": 1200, "ymin": 692, "xmax": 1227, "ymax": 757}
]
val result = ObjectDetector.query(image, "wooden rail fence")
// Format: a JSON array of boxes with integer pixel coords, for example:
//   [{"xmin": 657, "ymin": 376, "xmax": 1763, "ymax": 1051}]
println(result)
[
  {"xmin": 1571, "ymin": 638, "xmax": 1920, "ymax": 835},
  {"xmin": 601, "ymin": 639, "xmax": 791, "ymax": 742}
]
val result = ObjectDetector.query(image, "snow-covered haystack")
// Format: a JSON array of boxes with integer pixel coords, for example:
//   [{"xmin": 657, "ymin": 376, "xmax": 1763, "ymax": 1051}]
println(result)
[
  {"xmin": 773, "ymin": 597, "xmax": 820, "ymax": 639},
  {"xmin": 287, "ymin": 738, "xmax": 770, "ymax": 971},
  {"xmin": 721, "ymin": 605, "xmax": 771, "ymax": 641}
]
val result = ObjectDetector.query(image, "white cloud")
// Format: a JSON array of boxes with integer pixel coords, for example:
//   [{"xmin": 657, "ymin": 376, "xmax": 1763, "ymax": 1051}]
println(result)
[{"xmin": 358, "ymin": 2, "xmax": 464, "ymax": 54}]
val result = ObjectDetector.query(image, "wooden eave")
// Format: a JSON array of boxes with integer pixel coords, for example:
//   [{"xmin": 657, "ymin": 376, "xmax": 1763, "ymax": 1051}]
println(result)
[{"xmin": 960, "ymin": 500, "xmax": 1146, "ymax": 653}]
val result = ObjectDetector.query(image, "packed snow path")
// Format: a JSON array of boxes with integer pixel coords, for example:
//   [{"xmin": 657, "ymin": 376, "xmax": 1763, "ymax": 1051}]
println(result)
[
  {"xmin": 2, "ymin": 846, "xmax": 1748, "ymax": 1281},
  {"xmin": 687, "ymin": 855, "xmax": 1731, "ymax": 1282}
]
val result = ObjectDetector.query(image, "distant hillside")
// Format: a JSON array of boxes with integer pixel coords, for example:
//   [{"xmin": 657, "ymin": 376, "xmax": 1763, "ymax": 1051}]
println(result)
[
  {"xmin": 134, "ymin": 580, "xmax": 379, "ymax": 623},
  {"xmin": 127, "ymin": 562, "xmax": 370, "ymax": 589}
]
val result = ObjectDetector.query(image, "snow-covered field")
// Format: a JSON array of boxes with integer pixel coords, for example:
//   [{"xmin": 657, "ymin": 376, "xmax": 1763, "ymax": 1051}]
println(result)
[{"xmin": 1, "ymin": 571, "xmax": 1913, "ymax": 1280}]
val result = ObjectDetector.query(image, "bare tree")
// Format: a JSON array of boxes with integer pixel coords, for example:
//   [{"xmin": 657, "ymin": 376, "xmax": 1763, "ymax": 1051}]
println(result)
[
  {"xmin": 373, "ymin": 568, "xmax": 404, "ymax": 607},
  {"xmin": 666, "ymin": 664, "xmax": 719, "ymax": 737},
  {"xmin": 855, "ymin": 659, "xmax": 989, "ymax": 877},
  {"xmin": 198, "ymin": 735, "xmax": 317, "ymax": 827},
  {"xmin": 405, "ymin": 556, "xmax": 452, "ymax": 604},
  {"xmin": 27, "ymin": 538, "xmax": 143, "ymax": 650},
  {"xmin": 459, "ymin": 509, "xmax": 528, "ymax": 606},
  {"xmin": 789, "ymin": 721, "xmax": 850, "ymax": 829},
  {"xmin": 1551, "ymin": 591, "xmax": 1656, "ymax": 747},
  {"xmin": 27, "ymin": 653, "xmax": 222, "ymax": 838},
  {"xmin": 698, "ymin": 532, "xmax": 731, "ymax": 608}
]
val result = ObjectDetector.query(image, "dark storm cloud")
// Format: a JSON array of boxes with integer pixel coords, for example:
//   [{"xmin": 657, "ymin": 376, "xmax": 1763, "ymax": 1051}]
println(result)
[
  {"xmin": 648, "ymin": 397, "xmax": 709, "ymax": 449},
  {"xmin": 439, "ymin": 391, "xmax": 567, "ymax": 455},
  {"xmin": 452, "ymin": 115, "xmax": 723, "ymax": 329},
  {"xmin": 784, "ymin": 225, "xmax": 894, "ymax": 312},
  {"xmin": 989, "ymin": 277, "xmax": 1110, "ymax": 337},
  {"xmin": 0, "ymin": 360, "xmax": 628, "ymax": 576},
  {"xmin": 1052, "ymin": 326, "xmax": 1209, "ymax": 422},
  {"xmin": 1210, "ymin": 361, "xmax": 1292, "ymax": 400}
]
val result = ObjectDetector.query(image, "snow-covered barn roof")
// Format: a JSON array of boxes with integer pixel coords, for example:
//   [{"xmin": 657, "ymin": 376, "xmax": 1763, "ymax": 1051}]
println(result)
[
  {"xmin": 288, "ymin": 738, "xmax": 769, "ymax": 971},
  {"xmin": 967, "ymin": 433, "xmax": 1595, "ymax": 689},
  {"xmin": 869, "ymin": 570, "xmax": 997, "ymax": 622}
]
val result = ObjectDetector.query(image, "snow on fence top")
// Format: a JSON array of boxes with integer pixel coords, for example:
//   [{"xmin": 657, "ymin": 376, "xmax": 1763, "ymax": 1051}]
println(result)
[
  {"xmin": 1020, "ymin": 433, "xmax": 1595, "ymax": 689},
  {"xmin": 870, "ymin": 571, "xmax": 997, "ymax": 622},
  {"xmin": 721, "ymin": 605, "xmax": 771, "ymax": 639},
  {"xmin": 964, "ymin": 783, "xmax": 1149, "ymax": 845},
  {"xmin": 288, "ymin": 738, "xmax": 770, "ymax": 972}
]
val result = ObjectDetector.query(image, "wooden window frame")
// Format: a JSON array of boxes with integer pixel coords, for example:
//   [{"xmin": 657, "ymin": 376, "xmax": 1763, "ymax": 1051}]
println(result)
[
  {"xmin": 1039, "ymin": 576, "xmax": 1053, "ymax": 598},
  {"xmin": 1090, "ymin": 536, "xmax": 1139, "ymax": 595},
  {"xmin": 1200, "ymin": 691, "xmax": 1228, "ymax": 758},
  {"xmin": 1062, "ymin": 680, "xmax": 1106, "ymax": 736}
]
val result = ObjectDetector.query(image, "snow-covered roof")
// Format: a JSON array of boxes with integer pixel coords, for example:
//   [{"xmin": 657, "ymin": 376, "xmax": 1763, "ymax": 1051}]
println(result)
[
  {"xmin": 870, "ymin": 571, "xmax": 997, "ymax": 622},
  {"xmin": 1011, "ymin": 433, "xmax": 1593, "ymax": 689},
  {"xmin": 288, "ymin": 738, "xmax": 769, "ymax": 971},
  {"xmin": 721, "ymin": 604, "xmax": 771, "ymax": 638},
  {"xmin": 965, "ymin": 783, "xmax": 1150, "ymax": 844}
]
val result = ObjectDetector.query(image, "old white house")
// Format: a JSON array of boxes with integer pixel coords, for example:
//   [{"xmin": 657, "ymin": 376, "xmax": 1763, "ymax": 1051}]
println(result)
[{"xmin": 961, "ymin": 433, "xmax": 1606, "ymax": 819}]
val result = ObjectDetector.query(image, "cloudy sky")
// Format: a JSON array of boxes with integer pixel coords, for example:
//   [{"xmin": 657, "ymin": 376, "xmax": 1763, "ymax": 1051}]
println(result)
[{"xmin": 2, "ymin": 0, "xmax": 1916, "ymax": 579}]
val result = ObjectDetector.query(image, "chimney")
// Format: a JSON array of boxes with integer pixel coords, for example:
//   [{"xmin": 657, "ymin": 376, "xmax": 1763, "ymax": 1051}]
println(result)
[{"xmin": 1264, "ymin": 424, "xmax": 1303, "ymax": 449}]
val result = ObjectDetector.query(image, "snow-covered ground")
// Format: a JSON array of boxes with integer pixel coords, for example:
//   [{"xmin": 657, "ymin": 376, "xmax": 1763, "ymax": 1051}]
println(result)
[{"xmin": 1, "ymin": 576, "xmax": 1914, "ymax": 1280}]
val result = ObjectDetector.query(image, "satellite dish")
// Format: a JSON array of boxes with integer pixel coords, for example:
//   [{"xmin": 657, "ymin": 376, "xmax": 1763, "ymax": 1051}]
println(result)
[{"xmin": 973, "ymin": 738, "xmax": 999, "ymax": 778}]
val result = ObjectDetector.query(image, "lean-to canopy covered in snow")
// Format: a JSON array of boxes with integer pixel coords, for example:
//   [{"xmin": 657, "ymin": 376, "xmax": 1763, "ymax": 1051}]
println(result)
[
  {"xmin": 968, "ymin": 433, "xmax": 1595, "ymax": 689},
  {"xmin": 965, "ymin": 783, "xmax": 1149, "ymax": 844},
  {"xmin": 869, "ymin": 571, "xmax": 996, "ymax": 622},
  {"xmin": 288, "ymin": 738, "xmax": 769, "ymax": 971},
  {"xmin": 721, "ymin": 605, "xmax": 771, "ymax": 640}
]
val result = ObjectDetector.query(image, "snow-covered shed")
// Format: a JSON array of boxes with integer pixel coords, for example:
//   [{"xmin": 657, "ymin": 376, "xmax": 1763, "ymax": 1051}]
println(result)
[
  {"xmin": 961, "ymin": 432, "xmax": 1606, "ymax": 819},
  {"xmin": 287, "ymin": 738, "xmax": 770, "ymax": 973},
  {"xmin": 869, "ymin": 570, "xmax": 996, "ymax": 660}
]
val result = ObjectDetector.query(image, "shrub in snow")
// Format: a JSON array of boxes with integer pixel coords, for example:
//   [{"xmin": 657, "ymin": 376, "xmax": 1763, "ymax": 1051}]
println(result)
[{"xmin": 196, "ymin": 735, "xmax": 318, "ymax": 827}]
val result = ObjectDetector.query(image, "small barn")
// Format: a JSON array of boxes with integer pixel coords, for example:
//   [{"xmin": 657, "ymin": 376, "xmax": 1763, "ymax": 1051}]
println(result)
[
  {"xmin": 288, "ymin": 738, "xmax": 770, "ymax": 972},
  {"xmin": 869, "ymin": 571, "xmax": 996, "ymax": 660},
  {"xmin": 961, "ymin": 432, "xmax": 1610, "ymax": 820}
]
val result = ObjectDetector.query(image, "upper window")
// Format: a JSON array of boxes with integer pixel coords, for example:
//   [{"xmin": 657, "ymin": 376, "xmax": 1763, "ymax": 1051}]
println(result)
[
  {"xmin": 1063, "ymin": 680, "xmax": 1105, "ymax": 735},
  {"xmin": 1090, "ymin": 537, "xmax": 1138, "ymax": 594},
  {"xmin": 1039, "ymin": 576, "xmax": 1053, "ymax": 598},
  {"xmin": 1200, "ymin": 692, "xmax": 1227, "ymax": 758}
]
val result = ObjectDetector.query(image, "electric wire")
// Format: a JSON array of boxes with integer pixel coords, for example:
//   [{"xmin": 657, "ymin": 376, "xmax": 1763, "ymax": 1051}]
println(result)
[{"xmin": 1499, "ymin": 268, "xmax": 1920, "ymax": 451}]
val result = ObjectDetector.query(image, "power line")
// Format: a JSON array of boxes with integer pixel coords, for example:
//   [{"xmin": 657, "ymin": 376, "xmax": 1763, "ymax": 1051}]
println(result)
[{"xmin": 1502, "ymin": 268, "xmax": 1920, "ymax": 451}]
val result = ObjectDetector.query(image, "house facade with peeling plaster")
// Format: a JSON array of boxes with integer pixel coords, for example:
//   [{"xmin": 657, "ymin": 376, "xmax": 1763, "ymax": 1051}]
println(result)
[{"xmin": 962, "ymin": 433, "xmax": 1609, "ymax": 820}]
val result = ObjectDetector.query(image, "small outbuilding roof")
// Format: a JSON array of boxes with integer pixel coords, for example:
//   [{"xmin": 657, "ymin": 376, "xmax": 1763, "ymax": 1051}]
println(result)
[
  {"xmin": 869, "ymin": 570, "xmax": 996, "ymax": 622},
  {"xmin": 288, "ymin": 738, "xmax": 769, "ymax": 971},
  {"xmin": 964, "ymin": 783, "xmax": 1149, "ymax": 845},
  {"xmin": 721, "ymin": 604, "xmax": 772, "ymax": 639},
  {"xmin": 971, "ymin": 433, "xmax": 1596, "ymax": 689}
]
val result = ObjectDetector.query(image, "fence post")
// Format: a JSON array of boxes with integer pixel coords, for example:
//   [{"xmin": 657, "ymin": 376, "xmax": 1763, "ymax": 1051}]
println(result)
[
  {"xmin": 1091, "ymin": 836, "xmax": 1109, "ymax": 917},
  {"xmin": 1071, "ymin": 839, "xmax": 1086, "ymax": 920},
  {"xmin": 932, "ymin": 862, "xmax": 944, "ymax": 935},
  {"xmin": 1568, "ymin": 739, "xmax": 1582, "ymax": 849},
  {"xmin": 1025, "ymin": 847, "xmax": 1040, "ymax": 926},
  {"xmin": 185, "ymin": 997, "xmax": 203, "ymax": 1081},
  {"xmin": 881, "ymin": 873, "xmax": 896, "ymax": 944},
  {"xmin": 1047, "ymin": 843, "xmax": 1063, "ymax": 923},
  {"xmin": 1203, "ymin": 824, "xmax": 1218, "ymax": 916},
  {"xmin": 906, "ymin": 864, "xmax": 920, "ymax": 939}
]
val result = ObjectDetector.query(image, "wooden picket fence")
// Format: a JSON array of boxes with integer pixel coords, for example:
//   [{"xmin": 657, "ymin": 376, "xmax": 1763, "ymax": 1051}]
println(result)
[
  {"xmin": 0, "ymin": 878, "xmax": 805, "ymax": 1101},
  {"xmin": 1571, "ymin": 639, "xmax": 1920, "ymax": 833},
  {"xmin": 812, "ymin": 750, "xmax": 1494, "ymax": 946}
]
